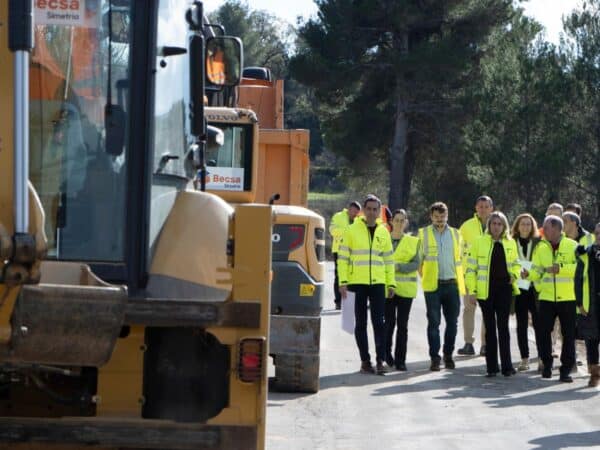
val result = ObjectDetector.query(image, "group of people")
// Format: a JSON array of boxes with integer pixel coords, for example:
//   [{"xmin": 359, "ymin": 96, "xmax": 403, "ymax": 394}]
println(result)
[{"xmin": 329, "ymin": 195, "xmax": 600, "ymax": 388}]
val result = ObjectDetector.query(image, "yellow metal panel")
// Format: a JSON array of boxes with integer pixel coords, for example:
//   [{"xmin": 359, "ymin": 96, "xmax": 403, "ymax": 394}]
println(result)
[
  {"xmin": 0, "ymin": 3, "xmax": 19, "ymax": 343},
  {"xmin": 207, "ymin": 204, "xmax": 272, "ymax": 450},
  {"xmin": 0, "ymin": 2, "xmax": 14, "ymax": 234},
  {"xmin": 96, "ymin": 326, "xmax": 145, "ymax": 417}
]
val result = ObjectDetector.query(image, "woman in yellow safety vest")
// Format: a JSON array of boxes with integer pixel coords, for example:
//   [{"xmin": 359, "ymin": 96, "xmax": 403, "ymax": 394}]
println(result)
[
  {"xmin": 466, "ymin": 211, "xmax": 521, "ymax": 377},
  {"xmin": 575, "ymin": 222, "xmax": 600, "ymax": 387},
  {"xmin": 384, "ymin": 209, "xmax": 421, "ymax": 371},
  {"xmin": 511, "ymin": 213, "xmax": 542, "ymax": 372}
]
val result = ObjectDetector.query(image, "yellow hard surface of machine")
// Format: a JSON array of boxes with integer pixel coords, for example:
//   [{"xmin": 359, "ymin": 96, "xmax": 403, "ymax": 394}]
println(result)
[
  {"xmin": 0, "ymin": 1, "xmax": 271, "ymax": 449},
  {"xmin": 205, "ymin": 72, "xmax": 325, "ymax": 393}
]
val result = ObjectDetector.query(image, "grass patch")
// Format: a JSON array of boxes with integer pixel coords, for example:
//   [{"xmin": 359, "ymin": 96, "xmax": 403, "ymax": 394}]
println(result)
[{"xmin": 307, "ymin": 192, "xmax": 346, "ymax": 201}]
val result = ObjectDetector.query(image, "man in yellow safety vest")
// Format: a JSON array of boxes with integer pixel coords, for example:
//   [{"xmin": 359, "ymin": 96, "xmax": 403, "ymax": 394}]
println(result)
[
  {"xmin": 418, "ymin": 202, "xmax": 465, "ymax": 371},
  {"xmin": 522, "ymin": 215, "xmax": 579, "ymax": 382},
  {"xmin": 338, "ymin": 195, "xmax": 396, "ymax": 375}
]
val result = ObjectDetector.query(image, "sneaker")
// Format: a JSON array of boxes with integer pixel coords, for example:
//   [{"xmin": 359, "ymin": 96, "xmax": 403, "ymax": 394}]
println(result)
[
  {"xmin": 559, "ymin": 374, "xmax": 573, "ymax": 383},
  {"xmin": 443, "ymin": 355, "xmax": 455, "ymax": 369},
  {"xmin": 542, "ymin": 367, "xmax": 552, "ymax": 379},
  {"xmin": 430, "ymin": 358, "xmax": 441, "ymax": 371},
  {"xmin": 360, "ymin": 361, "xmax": 375, "ymax": 374},
  {"xmin": 375, "ymin": 362, "xmax": 387, "ymax": 375},
  {"xmin": 479, "ymin": 345, "xmax": 487, "ymax": 356},
  {"xmin": 518, "ymin": 358, "xmax": 529, "ymax": 371},
  {"xmin": 457, "ymin": 343, "xmax": 475, "ymax": 356}
]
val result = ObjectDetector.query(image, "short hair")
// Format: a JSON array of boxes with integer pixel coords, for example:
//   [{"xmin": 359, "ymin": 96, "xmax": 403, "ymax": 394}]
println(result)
[
  {"xmin": 545, "ymin": 202, "xmax": 564, "ymax": 215},
  {"xmin": 348, "ymin": 201, "xmax": 361, "ymax": 211},
  {"xmin": 476, "ymin": 195, "xmax": 493, "ymax": 207},
  {"xmin": 511, "ymin": 213, "xmax": 540, "ymax": 240},
  {"xmin": 429, "ymin": 202, "xmax": 448, "ymax": 214},
  {"xmin": 486, "ymin": 211, "xmax": 510, "ymax": 239},
  {"xmin": 363, "ymin": 194, "xmax": 382, "ymax": 208},
  {"xmin": 565, "ymin": 203, "xmax": 582, "ymax": 216},
  {"xmin": 562, "ymin": 211, "xmax": 581, "ymax": 226},
  {"xmin": 543, "ymin": 215, "xmax": 564, "ymax": 231}
]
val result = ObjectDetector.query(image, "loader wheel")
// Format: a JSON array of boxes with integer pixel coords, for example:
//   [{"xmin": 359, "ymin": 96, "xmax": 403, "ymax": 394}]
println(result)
[{"xmin": 271, "ymin": 354, "xmax": 320, "ymax": 393}]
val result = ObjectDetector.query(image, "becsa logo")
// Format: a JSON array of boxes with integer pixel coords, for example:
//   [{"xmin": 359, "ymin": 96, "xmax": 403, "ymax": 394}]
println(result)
[{"xmin": 36, "ymin": 0, "xmax": 81, "ymax": 10}]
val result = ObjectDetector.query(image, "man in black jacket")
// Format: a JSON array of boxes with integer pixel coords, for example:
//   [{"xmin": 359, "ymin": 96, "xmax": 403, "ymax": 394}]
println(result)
[{"xmin": 575, "ymin": 222, "xmax": 600, "ymax": 387}]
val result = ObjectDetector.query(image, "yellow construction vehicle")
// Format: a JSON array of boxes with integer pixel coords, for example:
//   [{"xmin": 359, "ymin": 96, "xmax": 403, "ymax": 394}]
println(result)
[
  {"xmin": 0, "ymin": 1, "xmax": 271, "ymax": 448},
  {"xmin": 204, "ymin": 67, "xmax": 325, "ymax": 393}
]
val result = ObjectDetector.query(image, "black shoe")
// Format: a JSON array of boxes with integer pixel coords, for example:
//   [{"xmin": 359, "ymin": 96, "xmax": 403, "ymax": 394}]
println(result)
[
  {"xmin": 395, "ymin": 362, "xmax": 407, "ymax": 371},
  {"xmin": 430, "ymin": 358, "xmax": 441, "ymax": 371},
  {"xmin": 335, "ymin": 302, "xmax": 341, "ymax": 310},
  {"xmin": 502, "ymin": 368, "xmax": 517, "ymax": 377},
  {"xmin": 457, "ymin": 343, "xmax": 475, "ymax": 355},
  {"xmin": 542, "ymin": 367, "xmax": 552, "ymax": 379},
  {"xmin": 486, "ymin": 372, "xmax": 498, "ymax": 378},
  {"xmin": 444, "ymin": 355, "xmax": 455, "ymax": 369},
  {"xmin": 479, "ymin": 345, "xmax": 487, "ymax": 356},
  {"xmin": 360, "ymin": 361, "xmax": 375, "ymax": 374},
  {"xmin": 385, "ymin": 355, "xmax": 395, "ymax": 367},
  {"xmin": 559, "ymin": 374, "xmax": 573, "ymax": 383},
  {"xmin": 376, "ymin": 362, "xmax": 387, "ymax": 375}
]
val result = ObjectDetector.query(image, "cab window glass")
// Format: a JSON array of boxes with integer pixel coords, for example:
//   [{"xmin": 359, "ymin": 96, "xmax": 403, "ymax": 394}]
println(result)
[{"xmin": 29, "ymin": 0, "xmax": 132, "ymax": 262}]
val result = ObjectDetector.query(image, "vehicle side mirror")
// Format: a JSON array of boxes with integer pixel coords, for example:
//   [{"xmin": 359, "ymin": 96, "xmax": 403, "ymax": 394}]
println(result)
[{"xmin": 205, "ymin": 36, "xmax": 243, "ymax": 87}]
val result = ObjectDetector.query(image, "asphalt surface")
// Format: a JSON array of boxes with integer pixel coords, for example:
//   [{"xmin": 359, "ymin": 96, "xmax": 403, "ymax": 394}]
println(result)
[{"xmin": 266, "ymin": 262, "xmax": 599, "ymax": 450}]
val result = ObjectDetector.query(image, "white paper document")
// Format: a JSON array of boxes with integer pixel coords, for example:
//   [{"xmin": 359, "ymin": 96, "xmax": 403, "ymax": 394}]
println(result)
[
  {"xmin": 517, "ymin": 260, "xmax": 533, "ymax": 290},
  {"xmin": 341, "ymin": 292, "xmax": 355, "ymax": 334}
]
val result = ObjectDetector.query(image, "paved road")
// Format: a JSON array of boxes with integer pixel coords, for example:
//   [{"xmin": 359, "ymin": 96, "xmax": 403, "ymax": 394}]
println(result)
[{"xmin": 266, "ymin": 262, "xmax": 599, "ymax": 450}]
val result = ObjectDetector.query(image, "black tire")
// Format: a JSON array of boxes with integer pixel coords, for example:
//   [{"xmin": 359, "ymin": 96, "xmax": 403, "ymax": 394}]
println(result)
[{"xmin": 271, "ymin": 354, "xmax": 320, "ymax": 393}]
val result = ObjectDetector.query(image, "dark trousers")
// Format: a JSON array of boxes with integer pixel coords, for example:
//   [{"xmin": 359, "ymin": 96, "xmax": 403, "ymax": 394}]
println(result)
[
  {"xmin": 539, "ymin": 301, "xmax": 577, "ymax": 376},
  {"xmin": 586, "ymin": 339, "xmax": 599, "ymax": 365},
  {"xmin": 478, "ymin": 283, "xmax": 513, "ymax": 373},
  {"xmin": 424, "ymin": 283, "xmax": 460, "ymax": 359},
  {"xmin": 350, "ymin": 284, "xmax": 386, "ymax": 363},
  {"xmin": 515, "ymin": 287, "xmax": 540, "ymax": 359},
  {"xmin": 384, "ymin": 296, "xmax": 413, "ymax": 364},
  {"xmin": 333, "ymin": 253, "xmax": 341, "ymax": 305}
]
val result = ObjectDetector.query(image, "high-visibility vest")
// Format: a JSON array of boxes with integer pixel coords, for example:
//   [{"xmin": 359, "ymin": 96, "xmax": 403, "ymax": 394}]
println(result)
[
  {"xmin": 418, "ymin": 225, "xmax": 465, "ymax": 295},
  {"xmin": 465, "ymin": 234, "xmax": 520, "ymax": 300},
  {"xmin": 393, "ymin": 234, "xmax": 420, "ymax": 298},
  {"xmin": 576, "ymin": 252, "xmax": 592, "ymax": 313},
  {"xmin": 459, "ymin": 214, "xmax": 485, "ymax": 270},
  {"xmin": 527, "ymin": 237, "xmax": 578, "ymax": 302},
  {"xmin": 207, "ymin": 57, "xmax": 226, "ymax": 84},
  {"xmin": 337, "ymin": 217, "xmax": 395, "ymax": 287},
  {"xmin": 579, "ymin": 232, "xmax": 594, "ymax": 248},
  {"xmin": 329, "ymin": 209, "xmax": 351, "ymax": 253}
]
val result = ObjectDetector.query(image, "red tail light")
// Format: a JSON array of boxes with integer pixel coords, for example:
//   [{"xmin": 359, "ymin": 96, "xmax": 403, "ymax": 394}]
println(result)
[{"xmin": 238, "ymin": 338, "xmax": 264, "ymax": 382}]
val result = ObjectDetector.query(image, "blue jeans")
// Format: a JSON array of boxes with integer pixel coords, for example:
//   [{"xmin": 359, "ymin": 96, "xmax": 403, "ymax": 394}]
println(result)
[
  {"xmin": 350, "ymin": 284, "xmax": 386, "ymax": 363},
  {"xmin": 425, "ymin": 283, "xmax": 460, "ymax": 359}
]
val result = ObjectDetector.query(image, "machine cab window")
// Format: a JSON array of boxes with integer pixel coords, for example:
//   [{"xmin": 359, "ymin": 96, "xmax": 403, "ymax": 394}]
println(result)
[{"xmin": 28, "ymin": 0, "xmax": 132, "ymax": 263}]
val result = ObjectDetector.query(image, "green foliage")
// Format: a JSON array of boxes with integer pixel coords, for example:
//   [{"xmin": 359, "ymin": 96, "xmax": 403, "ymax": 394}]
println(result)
[{"xmin": 290, "ymin": 0, "xmax": 514, "ymax": 215}]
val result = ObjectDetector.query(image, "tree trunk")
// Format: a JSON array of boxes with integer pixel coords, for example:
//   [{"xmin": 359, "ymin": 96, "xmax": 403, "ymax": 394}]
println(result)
[{"xmin": 388, "ymin": 94, "xmax": 412, "ymax": 210}]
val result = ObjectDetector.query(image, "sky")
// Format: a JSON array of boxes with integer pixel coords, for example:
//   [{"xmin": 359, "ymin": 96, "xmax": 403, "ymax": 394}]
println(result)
[{"xmin": 203, "ymin": 0, "xmax": 585, "ymax": 44}]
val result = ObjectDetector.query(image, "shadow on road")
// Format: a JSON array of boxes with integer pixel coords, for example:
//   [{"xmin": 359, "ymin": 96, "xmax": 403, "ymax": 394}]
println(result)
[
  {"xmin": 528, "ymin": 431, "xmax": 600, "ymax": 449},
  {"xmin": 369, "ymin": 359, "xmax": 595, "ymax": 404}
]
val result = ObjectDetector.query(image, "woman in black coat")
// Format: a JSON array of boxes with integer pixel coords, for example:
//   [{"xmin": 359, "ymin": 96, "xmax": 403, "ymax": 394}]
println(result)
[{"xmin": 575, "ymin": 222, "xmax": 600, "ymax": 387}]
